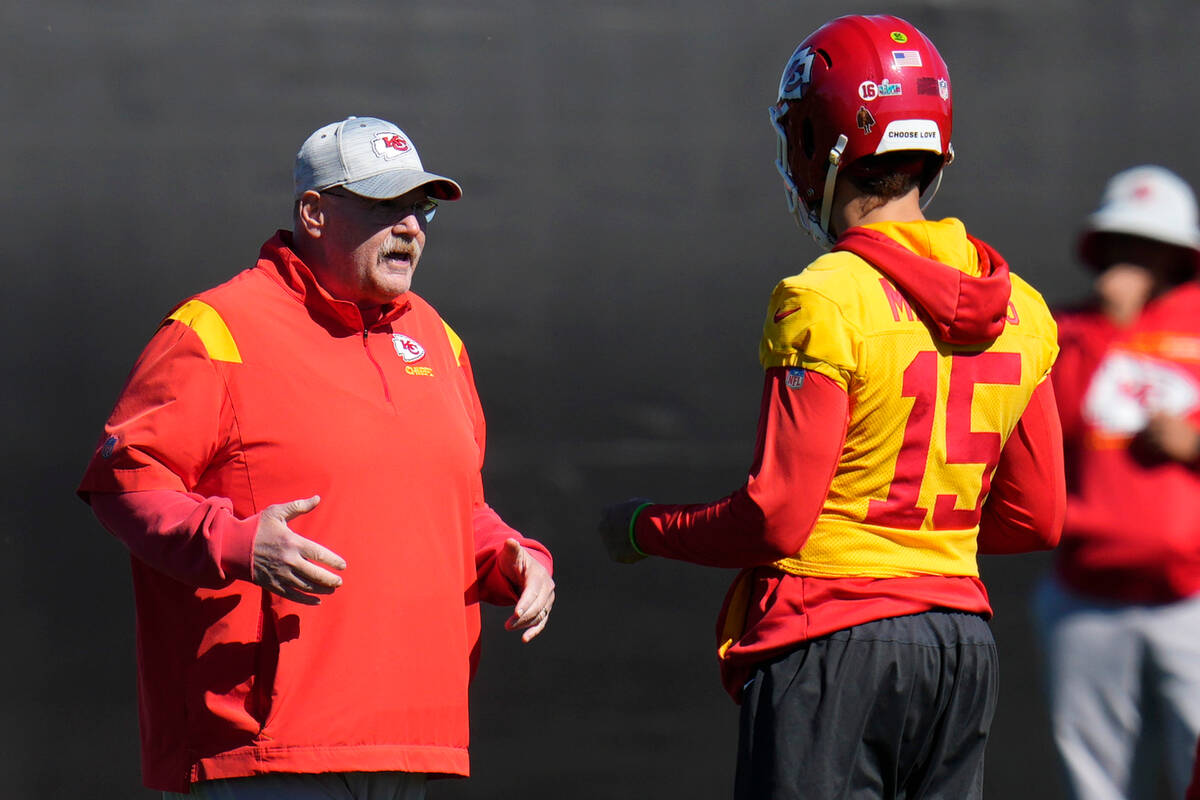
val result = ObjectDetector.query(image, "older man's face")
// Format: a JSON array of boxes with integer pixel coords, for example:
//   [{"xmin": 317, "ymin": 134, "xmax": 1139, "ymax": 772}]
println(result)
[{"xmin": 315, "ymin": 187, "xmax": 433, "ymax": 307}]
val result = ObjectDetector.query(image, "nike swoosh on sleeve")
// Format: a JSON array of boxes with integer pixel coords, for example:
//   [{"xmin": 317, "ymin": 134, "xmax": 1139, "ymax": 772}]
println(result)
[{"xmin": 773, "ymin": 307, "xmax": 801, "ymax": 323}]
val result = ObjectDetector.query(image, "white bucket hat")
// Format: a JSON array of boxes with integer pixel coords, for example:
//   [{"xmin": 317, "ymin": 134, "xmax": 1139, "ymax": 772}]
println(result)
[
  {"xmin": 293, "ymin": 116, "xmax": 462, "ymax": 201},
  {"xmin": 1078, "ymin": 165, "xmax": 1200, "ymax": 268}
]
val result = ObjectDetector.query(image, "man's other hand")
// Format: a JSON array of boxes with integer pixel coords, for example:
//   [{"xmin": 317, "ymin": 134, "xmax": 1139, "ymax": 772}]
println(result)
[
  {"xmin": 499, "ymin": 538, "xmax": 555, "ymax": 642},
  {"xmin": 252, "ymin": 495, "xmax": 347, "ymax": 605}
]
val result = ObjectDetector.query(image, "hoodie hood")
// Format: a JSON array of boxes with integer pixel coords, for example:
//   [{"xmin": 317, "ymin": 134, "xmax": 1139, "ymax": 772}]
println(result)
[{"xmin": 832, "ymin": 219, "xmax": 1013, "ymax": 345}]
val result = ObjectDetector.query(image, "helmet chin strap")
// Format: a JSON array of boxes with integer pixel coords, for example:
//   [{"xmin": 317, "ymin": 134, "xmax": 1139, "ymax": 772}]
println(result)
[
  {"xmin": 919, "ymin": 144, "xmax": 954, "ymax": 212},
  {"xmin": 920, "ymin": 170, "xmax": 943, "ymax": 211},
  {"xmin": 815, "ymin": 134, "xmax": 849, "ymax": 247}
]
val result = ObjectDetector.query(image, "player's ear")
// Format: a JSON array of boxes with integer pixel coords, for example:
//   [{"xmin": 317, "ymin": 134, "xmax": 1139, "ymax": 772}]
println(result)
[{"xmin": 296, "ymin": 190, "xmax": 327, "ymax": 238}]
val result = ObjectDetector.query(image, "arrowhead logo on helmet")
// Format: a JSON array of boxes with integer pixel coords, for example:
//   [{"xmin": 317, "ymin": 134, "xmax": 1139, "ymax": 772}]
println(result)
[{"xmin": 779, "ymin": 45, "xmax": 816, "ymax": 101}]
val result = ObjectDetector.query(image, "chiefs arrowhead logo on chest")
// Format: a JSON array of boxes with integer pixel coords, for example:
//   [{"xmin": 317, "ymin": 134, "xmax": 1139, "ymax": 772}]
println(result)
[{"xmin": 392, "ymin": 334, "xmax": 426, "ymax": 363}]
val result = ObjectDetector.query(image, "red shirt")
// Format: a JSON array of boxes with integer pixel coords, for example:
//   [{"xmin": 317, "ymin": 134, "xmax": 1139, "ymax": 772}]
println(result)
[
  {"xmin": 1052, "ymin": 283, "xmax": 1200, "ymax": 604},
  {"xmin": 1188, "ymin": 738, "xmax": 1200, "ymax": 800},
  {"xmin": 78, "ymin": 232, "xmax": 551, "ymax": 791}
]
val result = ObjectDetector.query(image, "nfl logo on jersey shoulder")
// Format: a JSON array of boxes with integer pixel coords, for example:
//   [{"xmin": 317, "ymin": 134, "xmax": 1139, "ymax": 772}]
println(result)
[{"xmin": 786, "ymin": 368, "xmax": 806, "ymax": 389}]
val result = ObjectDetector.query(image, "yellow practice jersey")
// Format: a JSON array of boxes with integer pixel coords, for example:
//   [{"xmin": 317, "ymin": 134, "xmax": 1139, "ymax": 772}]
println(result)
[{"xmin": 759, "ymin": 218, "xmax": 1059, "ymax": 578}]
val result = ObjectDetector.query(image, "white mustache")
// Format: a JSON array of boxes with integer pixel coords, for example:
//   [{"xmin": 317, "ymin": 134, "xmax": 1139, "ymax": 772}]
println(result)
[{"xmin": 379, "ymin": 238, "xmax": 418, "ymax": 259}]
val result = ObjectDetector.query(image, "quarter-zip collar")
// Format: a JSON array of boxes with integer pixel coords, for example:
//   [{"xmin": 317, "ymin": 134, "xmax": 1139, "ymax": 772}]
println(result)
[{"xmin": 255, "ymin": 230, "xmax": 412, "ymax": 332}]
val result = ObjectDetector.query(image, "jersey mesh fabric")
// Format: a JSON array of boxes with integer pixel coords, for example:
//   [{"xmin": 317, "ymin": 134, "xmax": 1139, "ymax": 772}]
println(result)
[{"xmin": 761, "ymin": 219, "xmax": 1058, "ymax": 578}]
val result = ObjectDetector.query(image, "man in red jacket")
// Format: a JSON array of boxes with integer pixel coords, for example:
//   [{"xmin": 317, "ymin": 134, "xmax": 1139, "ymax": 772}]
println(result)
[
  {"xmin": 1034, "ymin": 164, "xmax": 1200, "ymax": 800},
  {"xmin": 79, "ymin": 116, "xmax": 555, "ymax": 798},
  {"xmin": 599, "ymin": 15, "xmax": 1064, "ymax": 799}
]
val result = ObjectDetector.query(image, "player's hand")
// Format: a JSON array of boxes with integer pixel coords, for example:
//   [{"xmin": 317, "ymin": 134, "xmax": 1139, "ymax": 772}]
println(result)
[
  {"xmin": 1139, "ymin": 412, "xmax": 1200, "ymax": 464},
  {"xmin": 598, "ymin": 498, "xmax": 652, "ymax": 564},
  {"xmin": 252, "ymin": 495, "xmax": 346, "ymax": 605},
  {"xmin": 499, "ymin": 539, "xmax": 555, "ymax": 642}
]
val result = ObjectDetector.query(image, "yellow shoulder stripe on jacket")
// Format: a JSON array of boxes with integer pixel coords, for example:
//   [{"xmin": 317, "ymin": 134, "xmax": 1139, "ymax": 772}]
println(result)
[
  {"xmin": 442, "ymin": 321, "xmax": 464, "ymax": 366},
  {"xmin": 167, "ymin": 300, "xmax": 243, "ymax": 364}
]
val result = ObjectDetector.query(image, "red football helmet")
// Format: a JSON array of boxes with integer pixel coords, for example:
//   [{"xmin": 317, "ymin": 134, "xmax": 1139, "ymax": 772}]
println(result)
[{"xmin": 770, "ymin": 15, "xmax": 954, "ymax": 247}]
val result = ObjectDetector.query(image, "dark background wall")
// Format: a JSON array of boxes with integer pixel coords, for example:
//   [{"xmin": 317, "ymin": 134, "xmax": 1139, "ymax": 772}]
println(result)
[{"xmin": 4, "ymin": 1, "xmax": 1199, "ymax": 797}]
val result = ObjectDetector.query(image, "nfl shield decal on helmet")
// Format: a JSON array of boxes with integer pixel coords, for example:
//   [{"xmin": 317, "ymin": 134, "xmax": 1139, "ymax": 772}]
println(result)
[{"xmin": 392, "ymin": 334, "xmax": 426, "ymax": 363}]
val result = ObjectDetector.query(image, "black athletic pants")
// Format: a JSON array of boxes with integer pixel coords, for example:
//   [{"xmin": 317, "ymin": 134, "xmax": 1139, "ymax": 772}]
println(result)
[{"xmin": 735, "ymin": 611, "xmax": 998, "ymax": 800}]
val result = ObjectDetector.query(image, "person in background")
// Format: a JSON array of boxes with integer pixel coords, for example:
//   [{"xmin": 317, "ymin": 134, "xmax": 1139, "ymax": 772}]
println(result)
[
  {"xmin": 78, "ymin": 116, "xmax": 555, "ymax": 799},
  {"xmin": 1190, "ymin": 741, "xmax": 1200, "ymax": 800},
  {"xmin": 599, "ymin": 15, "xmax": 1064, "ymax": 800},
  {"xmin": 1035, "ymin": 164, "xmax": 1200, "ymax": 800}
]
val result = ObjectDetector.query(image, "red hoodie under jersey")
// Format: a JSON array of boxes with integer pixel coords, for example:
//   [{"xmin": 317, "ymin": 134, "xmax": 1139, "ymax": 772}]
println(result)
[
  {"xmin": 78, "ymin": 232, "xmax": 551, "ymax": 791},
  {"xmin": 633, "ymin": 219, "xmax": 1065, "ymax": 700},
  {"xmin": 1052, "ymin": 282, "xmax": 1200, "ymax": 604}
]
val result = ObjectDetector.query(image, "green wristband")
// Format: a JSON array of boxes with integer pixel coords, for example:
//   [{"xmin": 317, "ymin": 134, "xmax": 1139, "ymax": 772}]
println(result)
[{"xmin": 628, "ymin": 501, "xmax": 654, "ymax": 558}]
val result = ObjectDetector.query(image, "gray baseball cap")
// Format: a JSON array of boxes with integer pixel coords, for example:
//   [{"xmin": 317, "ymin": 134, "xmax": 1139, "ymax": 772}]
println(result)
[{"xmin": 293, "ymin": 116, "xmax": 462, "ymax": 201}]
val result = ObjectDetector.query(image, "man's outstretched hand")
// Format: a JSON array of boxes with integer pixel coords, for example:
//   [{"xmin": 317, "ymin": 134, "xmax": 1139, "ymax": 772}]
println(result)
[
  {"xmin": 499, "ymin": 538, "xmax": 556, "ymax": 642},
  {"xmin": 252, "ymin": 495, "xmax": 346, "ymax": 605}
]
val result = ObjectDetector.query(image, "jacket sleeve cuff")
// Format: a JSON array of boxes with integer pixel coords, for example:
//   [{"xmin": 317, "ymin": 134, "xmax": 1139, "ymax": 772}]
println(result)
[
  {"xmin": 217, "ymin": 512, "xmax": 259, "ymax": 583},
  {"xmin": 524, "ymin": 543, "xmax": 554, "ymax": 576},
  {"xmin": 631, "ymin": 504, "xmax": 664, "ymax": 557},
  {"xmin": 628, "ymin": 502, "xmax": 653, "ymax": 557}
]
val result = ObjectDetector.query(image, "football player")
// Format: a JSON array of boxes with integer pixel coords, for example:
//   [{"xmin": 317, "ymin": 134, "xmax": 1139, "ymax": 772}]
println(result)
[{"xmin": 600, "ymin": 15, "xmax": 1065, "ymax": 799}]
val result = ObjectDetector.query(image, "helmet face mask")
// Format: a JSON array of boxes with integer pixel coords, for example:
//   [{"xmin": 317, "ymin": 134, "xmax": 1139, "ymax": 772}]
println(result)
[
  {"xmin": 770, "ymin": 15, "xmax": 955, "ymax": 247},
  {"xmin": 770, "ymin": 101, "xmax": 846, "ymax": 248},
  {"xmin": 769, "ymin": 101, "xmax": 820, "ymax": 242}
]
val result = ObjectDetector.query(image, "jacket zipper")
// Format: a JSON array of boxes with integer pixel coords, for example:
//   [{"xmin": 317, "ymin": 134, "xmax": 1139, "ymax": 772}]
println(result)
[{"xmin": 363, "ymin": 329, "xmax": 394, "ymax": 406}]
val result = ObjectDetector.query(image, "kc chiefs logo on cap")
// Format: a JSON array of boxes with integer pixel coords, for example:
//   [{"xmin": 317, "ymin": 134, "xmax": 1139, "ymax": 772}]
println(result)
[
  {"xmin": 392, "ymin": 334, "xmax": 425, "ymax": 362},
  {"xmin": 372, "ymin": 132, "xmax": 411, "ymax": 160}
]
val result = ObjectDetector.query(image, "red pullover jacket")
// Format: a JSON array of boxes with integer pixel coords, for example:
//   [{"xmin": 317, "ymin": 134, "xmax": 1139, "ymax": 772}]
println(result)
[
  {"xmin": 633, "ymin": 219, "xmax": 1065, "ymax": 699},
  {"xmin": 1052, "ymin": 282, "xmax": 1200, "ymax": 604},
  {"xmin": 78, "ymin": 232, "xmax": 551, "ymax": 791},
  {"xmin": 1188, "ymin": 738, "xmax": 1200, "ymax": 800}
]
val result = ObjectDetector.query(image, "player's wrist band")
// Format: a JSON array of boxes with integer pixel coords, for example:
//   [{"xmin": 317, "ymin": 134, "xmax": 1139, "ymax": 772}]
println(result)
[{"xmin": 628, "ymin": 501, "xmax": 653, "ymax": 557}]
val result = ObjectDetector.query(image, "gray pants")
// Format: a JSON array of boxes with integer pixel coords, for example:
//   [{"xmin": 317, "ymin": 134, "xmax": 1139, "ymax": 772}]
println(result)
[
  {"xmin": 735, "ymin": 611, "xmax": 998, "ymax": 800},
  {"xmin": 164, "ymin": 771, "xmax": 427, "ymax": 800},
  {"xmin": 1033, "ymin": 576, "xmax": 1200, "ymax": 800}
]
